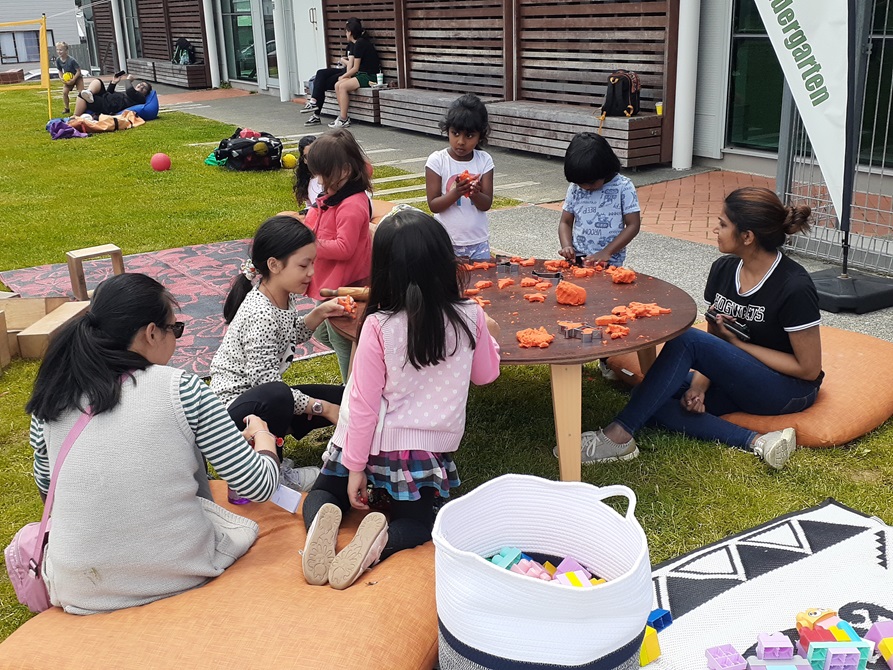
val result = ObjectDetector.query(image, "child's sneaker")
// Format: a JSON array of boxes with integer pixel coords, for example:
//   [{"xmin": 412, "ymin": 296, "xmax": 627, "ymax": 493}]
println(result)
[
  {"xmin": 328, "ymin": 116, "xmax": 351, "ymax": 128},
  {"xmin": 300, "ymin": 100, "xmax": 316, "ymax": 112},
  {"xmin": 280, "ymin": 462, "xmax": 320, "ymax": 492},
  {"xmin": 598, "ymin": 359, "xmax": 619, "ymax": 381},
  {"xmin": 328, "ymin": 512, "xmax": 388, "ymax": 590},
  {"xmin": 304, "ymin": 114, "xmax": 320, "ymax": 125},
  {"xmin": 553, "ymin": 429, "xmax": 639, "ymax": 464},
  {"xmin": 78, "ymin": 90, "xmax": 93, "ymax": 103},
  {"xmin": 301, "ymin": 503, "xmax": 342, "ymax": 585},
  {"xmin": 752, "ymin": 428, "xmax": 796, "ymax": 470}
]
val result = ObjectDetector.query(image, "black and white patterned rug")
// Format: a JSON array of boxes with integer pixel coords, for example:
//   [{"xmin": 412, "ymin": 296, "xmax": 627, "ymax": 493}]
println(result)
[{"xmin": 650, "ymin": 500, "xmax": 893, "ymax": 668}]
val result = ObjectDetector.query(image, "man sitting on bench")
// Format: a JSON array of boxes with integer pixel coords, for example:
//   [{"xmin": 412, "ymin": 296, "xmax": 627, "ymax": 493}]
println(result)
[{"xmin": 74, "ymin": 73, "xmax": 152, "ymax": 118}]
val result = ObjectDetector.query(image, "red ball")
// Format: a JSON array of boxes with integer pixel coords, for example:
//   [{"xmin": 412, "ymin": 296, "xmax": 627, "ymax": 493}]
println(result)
[{"xmin": 151, "ymin": 153, "xmax": 172, "ymax": 171}]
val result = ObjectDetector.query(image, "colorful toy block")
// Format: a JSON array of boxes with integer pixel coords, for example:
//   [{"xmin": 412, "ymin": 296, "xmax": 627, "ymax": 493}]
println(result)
[
  {"xmin": 745, "ymin": 655, "xmax": 811, "ymax": 669},
  {"xmin": 806, "ymin": 641, "xmax": 872, "ymax": 670},
  {"xmin": 590, "ymin": 577, "xmax": 606, "ymax": 585},
  {"xmin": 705, "ymin": 643, "xmax": 747, "ymax": 670},
  {"xmin": 555, "ymin": 570, "xmax": 592, "ymax": 587},
  {"xmin": 798, "ymin": 626, "xmax": 836, "ymax": 656},
  {"xmin": 554, "ymin": 556, "xmax": 591, "ymax": 579},
  {"xmin": 647, "ymin": 608, "xmax": 673, "ymax": 633},
  {"xmin": 543, "ymin": 561, "xmax": 557, "ymax": 576},
  {"xmin": 879, "ymin": 637, "xmax": 893, "ymax": 663},
  {"xmin": 758, "ymin": 633, "xmax": 794, "ymax": 660},
  {"xmin": 640, "ymin": 626, "xmax": 660, "ymax": 666},
  {"xmin": 509, "ymin": 559, "xmax": 552, "ymax": 581},
  {"xmin": 866, "ymin": 621, "xmax": 893, "ymax": 645},
  {"xmin": 490, "ymin": 547, "xmax": 522, "ymax": 569},
  {"xmin": 797, "ymin": 609, "xmax": 841, "ymax": 632},
  {"xmin": 829, "ymin": 622, "xmax": 860, "ymax": 643}
]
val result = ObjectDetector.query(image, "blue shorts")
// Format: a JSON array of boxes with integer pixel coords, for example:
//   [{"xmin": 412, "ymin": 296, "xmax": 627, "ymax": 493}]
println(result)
[{"xmin": 453, "ymin": 241, "xmax": 490, "ymax": 261}]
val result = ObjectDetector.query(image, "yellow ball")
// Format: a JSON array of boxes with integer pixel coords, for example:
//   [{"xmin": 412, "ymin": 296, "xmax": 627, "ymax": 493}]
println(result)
[
  {"xmin": 62, "ymin": 72, "xmax": 73, "ymax": 82},
  {"xmin": 282, "ymin": 153, "xmax": 297, "ymax": 169}
]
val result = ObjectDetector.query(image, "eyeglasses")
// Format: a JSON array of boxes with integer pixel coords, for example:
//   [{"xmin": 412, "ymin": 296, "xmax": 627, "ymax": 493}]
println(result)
[{"xmin": 162, "ymin": 321, "xmax": 185, "ymax": 339}]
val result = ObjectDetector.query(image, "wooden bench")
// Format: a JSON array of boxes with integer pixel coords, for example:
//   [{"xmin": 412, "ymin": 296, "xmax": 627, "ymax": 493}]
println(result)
[
  {"xmin": 125, "ymin": 59, "xmax": 156, "ymax": 81},
  {"xmin": 486, "ymin": 101, "xmax": 664, "ymax": 168},
  {"xmin": 152, "ymin": 61, "xmax": 208, "ymax": 89},
  {"xmin": 379, "ymin": 89, "xmax": 503, "ymax": 136},
  {"xmin": 321, "ymin": 87, "xmax": 381, "ymax": 124}
]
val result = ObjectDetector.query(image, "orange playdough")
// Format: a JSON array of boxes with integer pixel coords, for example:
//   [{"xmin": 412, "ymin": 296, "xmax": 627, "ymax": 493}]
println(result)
[
  {"xmin": 555, "ymin": 280, "xmax": 587, "ymax": 306},
  {"xmin": 516, "ymin": 327, "xmax": 555, "ymax": 348}
]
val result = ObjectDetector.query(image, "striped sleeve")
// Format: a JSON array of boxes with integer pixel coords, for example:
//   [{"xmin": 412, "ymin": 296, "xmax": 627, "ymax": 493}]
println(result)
[
  {"xmin": 31, "ymin": 416, "xmax": 50, "ymax": 495},
  {"xmin": 179, "ymin": 373, "xmax": 279, "ymax": 502}
]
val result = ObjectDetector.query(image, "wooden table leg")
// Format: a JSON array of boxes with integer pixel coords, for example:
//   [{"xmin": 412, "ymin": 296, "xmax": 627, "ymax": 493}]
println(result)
[
  {"xmin": 550, "ymin": 363, "xmax": 582, "ymax": 482},
  {"xmin": 637, "ymin": 346, "xmax": 658, "ymax": 375}
]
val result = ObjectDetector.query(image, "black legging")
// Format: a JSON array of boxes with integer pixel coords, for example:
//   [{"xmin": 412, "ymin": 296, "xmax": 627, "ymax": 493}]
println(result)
[
  {"xmin": 227, "ymin": 382, "xmax": 344, "ymax": 458},
  {"xmin": 303, "ymin": 473, "xmax": 436, "ymax": 561},
  {"xmin": 311, "ymin": 67, "xmax": 344, "ymax": 114}
]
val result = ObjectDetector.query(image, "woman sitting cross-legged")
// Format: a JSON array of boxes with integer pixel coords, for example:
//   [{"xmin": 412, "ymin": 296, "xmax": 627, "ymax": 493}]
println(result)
[
  {"xmin": 26, "ymin": 273, "xmax": 280, "ymax": 615},
  {"xmin": 573, "ymin": 187, "xmax": 823, "ymax": 470}
]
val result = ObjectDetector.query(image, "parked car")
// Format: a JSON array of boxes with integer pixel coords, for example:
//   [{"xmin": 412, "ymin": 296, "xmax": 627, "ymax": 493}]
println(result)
[{"xmin": 238, "ymin": 40, "xmax": 276, "ymax": 78}]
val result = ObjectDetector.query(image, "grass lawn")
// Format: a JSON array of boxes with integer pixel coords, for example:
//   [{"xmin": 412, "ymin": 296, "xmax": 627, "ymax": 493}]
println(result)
[{"xmin": 1, "ymin": 84, "xmax": 892, "ymax": 641}]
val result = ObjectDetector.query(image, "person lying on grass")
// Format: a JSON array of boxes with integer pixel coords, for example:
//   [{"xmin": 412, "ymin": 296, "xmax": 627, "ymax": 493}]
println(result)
[
  {"xmin": 73, "ymin": 73, "xmax": 151, "ymax": 118},
  {"xmin": 27, "ymin": 273, "xmax": 279, "ymax": 614},
  {"xmin": 570, "ymin": 187, "xmax": 822, "ymax": 470}
]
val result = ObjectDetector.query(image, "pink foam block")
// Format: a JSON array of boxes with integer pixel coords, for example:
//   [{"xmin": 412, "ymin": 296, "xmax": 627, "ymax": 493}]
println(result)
[{"xmin": 509, "ymin": 559, "xmax": 552, "ymax": 581}]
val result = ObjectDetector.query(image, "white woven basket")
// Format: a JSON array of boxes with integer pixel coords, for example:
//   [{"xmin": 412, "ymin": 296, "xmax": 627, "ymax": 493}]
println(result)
[{"xmin": 432, "ymin": 474, "xmax": 651, "ymax": 669}]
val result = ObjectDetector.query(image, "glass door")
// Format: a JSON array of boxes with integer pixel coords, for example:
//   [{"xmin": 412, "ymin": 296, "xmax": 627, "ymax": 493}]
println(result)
[
  {"xmin": 222, "ymin": 0, "xmax": 257, "ymax": 83},
  {"xmin": 261, "ymin": 0, "xmax": 278, "ymax": 87}
]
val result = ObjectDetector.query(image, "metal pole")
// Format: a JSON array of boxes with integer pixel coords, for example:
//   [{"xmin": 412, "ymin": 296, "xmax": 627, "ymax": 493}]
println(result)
[
  {"xmin": 775, "ymin": 81, "xmax": 796, "ymax": 203},
  {"xmin": 671, "ymin": 0, "xmax": 700, "ymax": 170}
]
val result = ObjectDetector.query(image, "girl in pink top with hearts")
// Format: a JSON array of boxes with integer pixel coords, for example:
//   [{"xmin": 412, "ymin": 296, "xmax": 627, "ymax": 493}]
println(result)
[{"xmin": 300, "ymin": 205, "xmax": 501, "ymax": 590}]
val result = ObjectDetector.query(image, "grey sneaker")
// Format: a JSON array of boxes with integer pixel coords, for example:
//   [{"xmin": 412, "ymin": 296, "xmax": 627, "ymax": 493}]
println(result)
[
  {"xmin": 552, "ymin": 429, "xmax": 639, "ymax": 464},
  {"xmin": 302, "ymin": 503, "xmax": 342, "ymax": 585},
  {"xmin": 79, "ymin": 90, "xmax": 93, "ymax": 103},
  {"xmin": 304, "ymin": 114, "xmax": 320, "ymax": 125},
  {"xmin": 281, "ymin": 463, "xmax": 320, "ymax": 492},
  {"xmin": 752, "ymin": 428, "xmax": 796, "ymax": 470},
  {"xmin": 300, "ymin": 100, "xmax": 316, "ymax": 112},
  {"xmin": 598, "ymin": 359, "xmax": 619, "ymax": 381},
  {"xmin": 328, "ymin": 512, "xmax": 388, "ymax": 590},
  {"xmin": 328, "ymin": 116, "xmax": 351, "ymax": 128}
]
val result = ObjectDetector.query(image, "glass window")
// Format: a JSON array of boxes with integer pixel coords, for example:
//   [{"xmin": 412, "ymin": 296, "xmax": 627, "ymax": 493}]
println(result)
[
  {"xmin": 222, "ymin": 0, "xmax": 256, "ymax": 82},
  {"xmin": 0, "ymin": 29, "xmax": 55, "ymax": 64},
  {"xmin": 122, "ymin": 0, "xmax": 142, "ymax": 59}
]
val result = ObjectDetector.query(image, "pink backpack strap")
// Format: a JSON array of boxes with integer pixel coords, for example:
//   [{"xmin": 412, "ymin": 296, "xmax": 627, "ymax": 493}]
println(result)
[{"xmin": 30, "ymin": 411, "xmax": 94, "ymax": 576}]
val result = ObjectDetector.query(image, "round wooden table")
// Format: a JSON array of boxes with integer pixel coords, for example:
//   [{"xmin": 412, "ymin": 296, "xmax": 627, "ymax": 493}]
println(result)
[{"xmin": 328, "ymin": 260, "xmax": 697, "ymax": 482}]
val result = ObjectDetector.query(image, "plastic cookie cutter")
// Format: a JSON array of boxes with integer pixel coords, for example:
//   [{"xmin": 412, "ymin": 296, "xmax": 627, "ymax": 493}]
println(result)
[
  {"xmin": 496, "ymin": 259, "xmax": 520, "ymax": 275},
  {"xmin": 532, "ymin": 270, "xmax": 563, "ymax": 285}
]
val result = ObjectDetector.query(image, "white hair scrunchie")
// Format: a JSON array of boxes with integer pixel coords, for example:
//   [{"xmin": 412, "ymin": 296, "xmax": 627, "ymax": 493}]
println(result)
[{"xmin": 240, "ymin": 258, "xmax": 259, "ymax": 281}]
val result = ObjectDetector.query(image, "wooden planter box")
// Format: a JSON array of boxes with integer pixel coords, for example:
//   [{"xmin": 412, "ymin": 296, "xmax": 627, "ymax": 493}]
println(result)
[{"xmin": 153, "ymin": 61, "xmax": 208, "ymax": 89}]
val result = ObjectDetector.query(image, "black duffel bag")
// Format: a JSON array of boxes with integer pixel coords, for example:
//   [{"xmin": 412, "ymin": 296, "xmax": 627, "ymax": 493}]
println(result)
[{"xmin": 213, "ymin": 129, "xmax": 283, "ymax": 170}]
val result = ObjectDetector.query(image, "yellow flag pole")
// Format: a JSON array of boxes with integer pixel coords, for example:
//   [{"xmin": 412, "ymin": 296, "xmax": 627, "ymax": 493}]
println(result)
[{"xmin": 39, "ymin": 14, "xmax": 52, "ymax": 120}]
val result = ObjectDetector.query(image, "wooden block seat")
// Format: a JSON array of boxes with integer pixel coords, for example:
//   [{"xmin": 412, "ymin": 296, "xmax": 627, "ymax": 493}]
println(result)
[
  {"xmin": 0, "ymin": 480, "xmax": 438, "ymax": 669},
  {"xmin": 17, "ymin": 301, "xmax": 90, "ymax": 359},
  {"xmin": 322, "ymin": 88, "xmax": 382, "ymax": 124},
  {"xmin": 66, "ymin": 244, "xmax": 125, "ymax": 301},
  {"xmin": 486, "ymin": 100, "xmax": 663, "ymax": 168},
  {"xmin": 379, "ymin": 89, "xmax": 502, "ymax": 136},
  {"xmin": 604, "ymin": 324, "xmax": 893, "ymax": 447},
  {"xmin": 0, "ymin": 297, "xmax": 70, "ymax": 360}
]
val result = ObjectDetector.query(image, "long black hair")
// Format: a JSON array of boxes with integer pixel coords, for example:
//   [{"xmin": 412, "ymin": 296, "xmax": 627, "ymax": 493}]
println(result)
[
  {"xmin": 26, "ymin": 273, "xmax": 176, "ymax": 421},
  {"xmin": 223, "ymin": 215, "xmax": 317, "ymax": 323},
  {"xmin": 346, "ymin": 17, "xmax": 367, "ymax": 40},
  {"xmin": 292, "ymin": 134, "xmax": 316, "ymax": 206},
  {"xmin": 724, "ymin": 187, "xmax": 812, "ymax": 252},
  {"xmin": 364, "ymin": 206, "xmax": 475, "ymax": 369}
]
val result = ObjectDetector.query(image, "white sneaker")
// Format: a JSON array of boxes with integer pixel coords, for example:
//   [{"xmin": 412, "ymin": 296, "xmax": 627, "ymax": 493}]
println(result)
[
  {"xmin": 552, "ymin": 429, "xmax": 639, "ymax": 464},
  {"xmin": 79, "ymin": 90, "xmax": 93, "ymax": 103},
  {"xmin": 300, "ymin": 100, "xmax": 316, "ymax": 113},
  {"xmin": 304, "ymin": 114, "xmax": 320, "ymax": 125},
  {"xmin": 328, "ymin": 511, "xmax": 388, "ymax": 590},
  {"xmin": 328, "ymin": 116, "xmax": 351, "ymax": 128},
  {"xmin": 752, "ymin": 428, "xmax": 796, "ymax": 470},
  {"xmin": 302, "ymin": 502, "xmax": 342, "ymax": 585},
  {"xmin": 280, "ymin": 463, "xmax": 320, "ymax": 492}
]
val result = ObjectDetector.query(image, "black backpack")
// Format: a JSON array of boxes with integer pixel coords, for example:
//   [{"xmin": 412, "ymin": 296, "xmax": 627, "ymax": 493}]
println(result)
[
  {"xmin": 213, "ymin": 129, "xmax": 283, "ymax": 171},
  {"xmin": 601, "ymin": 70, "xmax": 641, "ymax": 117},
  {"xmin": 172, "ymin": 38, "xmax": 197, "ymax": 65}
]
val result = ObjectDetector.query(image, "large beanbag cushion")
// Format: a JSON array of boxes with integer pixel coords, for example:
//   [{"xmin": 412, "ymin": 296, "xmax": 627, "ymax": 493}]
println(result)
[
  {"xmin": 605, "ymin": 324, "xmax": 893, "ymax": 447},
  {"xmin": 125, "ymin": 89, "xmax": 159, "ymax": 121},
  {"xmin": 0, "ymin": 480, "xmax": 437, "ymax": 669}
]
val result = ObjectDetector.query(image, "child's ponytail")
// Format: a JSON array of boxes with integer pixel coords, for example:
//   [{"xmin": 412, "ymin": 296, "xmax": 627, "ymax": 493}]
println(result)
[{"xmin": 223, "ymin": 274, "xmax": 256, "ymax": 324}]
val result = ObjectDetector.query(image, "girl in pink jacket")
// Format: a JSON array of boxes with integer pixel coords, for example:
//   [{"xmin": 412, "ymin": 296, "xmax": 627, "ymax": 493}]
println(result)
[{"xmin": 301, "ymin": 205, "xmax": 501, "ymax": 590}]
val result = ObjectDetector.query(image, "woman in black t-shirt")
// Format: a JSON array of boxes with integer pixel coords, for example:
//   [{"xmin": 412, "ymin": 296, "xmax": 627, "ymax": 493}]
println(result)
[
  {"xmin": 327, "ymin": 18, "xmax": 381, "ymax": 128},
  {"xmin": 573, "ymin": 187, "xmax": 823, "ymax": 469}
]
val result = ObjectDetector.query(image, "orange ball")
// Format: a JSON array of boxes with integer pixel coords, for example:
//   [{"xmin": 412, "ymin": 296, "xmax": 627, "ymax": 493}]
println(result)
[{"xmin": 151, "ymin": 153, "xmax": 171, "ymax": 171}]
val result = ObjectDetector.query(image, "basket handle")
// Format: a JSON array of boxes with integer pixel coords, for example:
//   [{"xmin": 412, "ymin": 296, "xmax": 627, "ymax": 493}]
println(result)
[{"xmin": 588, "ymin": 484, "xmax": 637, "ymax": 520}]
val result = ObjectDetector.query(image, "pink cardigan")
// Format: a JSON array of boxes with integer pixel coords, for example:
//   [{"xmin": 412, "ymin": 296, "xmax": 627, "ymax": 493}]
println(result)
[
  {"xmin": 334, "ymin": 303, "xmax": 501, "ymax": 472},
  {"xmin": 304, "ymin": 191, "xmax": 371, "ymax": 300}
]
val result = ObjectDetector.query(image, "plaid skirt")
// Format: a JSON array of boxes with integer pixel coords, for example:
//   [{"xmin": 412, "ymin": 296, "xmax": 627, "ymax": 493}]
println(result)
[{"xmin": 321, "ymin": 445, "xmax": 460, "ymax": 501}]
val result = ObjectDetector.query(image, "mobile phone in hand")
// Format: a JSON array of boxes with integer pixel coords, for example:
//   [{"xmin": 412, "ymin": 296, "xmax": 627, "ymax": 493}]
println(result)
[
  {"xmin": 705, "ymin": 306, "xmax": 751, "ymax": 341},
  {"xmin": 115, "ymin": 70, "xmax": 126, "ymax": 78}
]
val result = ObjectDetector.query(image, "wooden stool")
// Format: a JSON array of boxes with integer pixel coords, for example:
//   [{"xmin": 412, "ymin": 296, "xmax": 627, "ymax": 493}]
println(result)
[{"xmin": 66, "ymin": 244, "xmax": 125, "ymax": 301}]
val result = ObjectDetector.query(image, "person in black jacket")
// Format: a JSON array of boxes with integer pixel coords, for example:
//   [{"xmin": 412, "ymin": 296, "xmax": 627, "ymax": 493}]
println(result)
[{"xmin": 73, "ymin": 73, "xmax": 152, "ymax": 117}]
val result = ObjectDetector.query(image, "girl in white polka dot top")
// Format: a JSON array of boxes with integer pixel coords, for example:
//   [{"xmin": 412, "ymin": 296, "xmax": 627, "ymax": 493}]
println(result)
[{"xmin": 300, "ymin": 205, "xmax": 501, "ymax": 589}]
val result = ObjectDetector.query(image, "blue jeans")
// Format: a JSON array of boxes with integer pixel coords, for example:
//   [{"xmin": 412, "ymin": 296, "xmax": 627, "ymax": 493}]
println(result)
[{"xmin": 614, "ymin": 329, "xmax": 821, "ymax": 449}]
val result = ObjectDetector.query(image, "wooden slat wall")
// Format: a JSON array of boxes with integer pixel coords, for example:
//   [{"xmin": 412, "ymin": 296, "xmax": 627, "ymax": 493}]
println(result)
[
  {"xmin": 167, "ymin": 0, "xmax": 207, "ymax": 64},
  {"xmin": 322, "ymin": 0, "xmax": 398, "ymax": 83},
  {"xmin": 93, "ymin": 0, "xmax": 119, "ymax": 74},
  {"xmin": 137, "ymin": 2, "xmax": 170, "ymax": 61},
  {"xmin": 517, "ymin": 0, "xmax": 669, "ymax": 111},
  {"xmin": 404, "ymin": 0, "xmax": 505, "ymax": 97}
]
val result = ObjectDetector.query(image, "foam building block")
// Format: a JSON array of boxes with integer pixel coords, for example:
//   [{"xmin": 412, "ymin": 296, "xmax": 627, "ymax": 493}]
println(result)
[
  {"xmin": 554, "ymin": 556, "xmax": 591, "ymax": 579},
  {"xmin": 830, "ymin": 621, "xmax": 861, "ymax": 643},
  {"xmin": 647, "ymin": 608, "xmax": 673, "ymax": 633},
  {"xmin": 590, "ymin": 577, "xmax": 606, "ymax": 585},
  {"xmin": 806, "ymin": 641, "xmax": 872, "ymax": 670},
  {"xmin": 640, "ymin": 626, "xmax": 660, "ymax": 666},
  {"xmin": 554, "ymin": 570, "xmax": 591, "ymax": 587},
  {"xmin": 745, "ymin": 656, "xmax": 810, "ymax": 669},
  {"xmin": 797, "ymin": 608, "xmax": 841, "ymax": 631},
  {"xmin": 489, "ymin": 547, "xmax": 522, "ymax": 569},
  {"xmin": 866, "ymin": 621, "xmax": 893, "ymax": 645},
  {"xmin": 879, "ymin": 638, "xmax": 893, "ymax": 664},
  {"xmin": 543, "ymin": 561, "xmax": 557, "ymax": 576},
  {"xmin": 745, "ymin": 655, "xmax": 810, "ymax": 669},
  {"xmin": 509, "ymin": 559, "xmax": 552, "ymax": 581},
  {"xmin": 798, "ymin": 626, "xmax": 836, "ymax": 656},
  {"xmin": 757, "ymin": 632, "xmax": 794, "ymax": 660},
  {"xmin": 705, "ymin": 643, "xmax": 747, "ymax": 670}
]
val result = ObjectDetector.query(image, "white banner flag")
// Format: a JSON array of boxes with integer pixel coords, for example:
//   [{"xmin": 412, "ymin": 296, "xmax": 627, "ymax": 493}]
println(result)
[{"xmin": 755, "ymin": 0, "xmax": 849, "ymax": 219}]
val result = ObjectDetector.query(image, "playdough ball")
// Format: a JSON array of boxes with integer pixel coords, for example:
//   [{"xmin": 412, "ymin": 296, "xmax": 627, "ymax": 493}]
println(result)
[
  {"xmin": 62, "ymin": 72, "xmax": 73, "ymax": 82},
  {"xmin": 151, "ymin": 153, "xmax": 172, "ymax": 171},
  {"xmin": 282, "ymin": 153, "xmax": 297, "ymax": 169}
]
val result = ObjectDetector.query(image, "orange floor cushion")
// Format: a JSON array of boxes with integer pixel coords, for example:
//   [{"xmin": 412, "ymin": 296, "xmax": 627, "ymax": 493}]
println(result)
[
  {"xmin": 0, "ymin": 480, "xmax": 437, "ymax": 669},
  {"xmin": 605, "ymin": 324, "xmax": 893, "ymax": 447}
]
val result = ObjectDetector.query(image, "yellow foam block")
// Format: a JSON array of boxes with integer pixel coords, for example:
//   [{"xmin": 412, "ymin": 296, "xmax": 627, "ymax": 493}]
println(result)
[
  {"xmin": 590, "ymin": 578, "xmax": 606, "ymax": 585},
  {"xmin": 828, "ymin": 625, "xmax": 849, "ymax": 641},
  {"xmin": 879, "ymin": 637, "xmax": 893, "ymax": 661},
  {"xmin": 543, "ymin": 561, "xmax": 557, "ymax": 576},
  {"xmin": 640, "ymin": 626, "xmax": 660, "ymax": 666}
]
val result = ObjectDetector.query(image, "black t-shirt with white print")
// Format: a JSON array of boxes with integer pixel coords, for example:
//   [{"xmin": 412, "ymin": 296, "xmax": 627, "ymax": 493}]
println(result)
[{"xmin": 704, "ymin": 252, "xmax": 820, "ymax": 355}]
